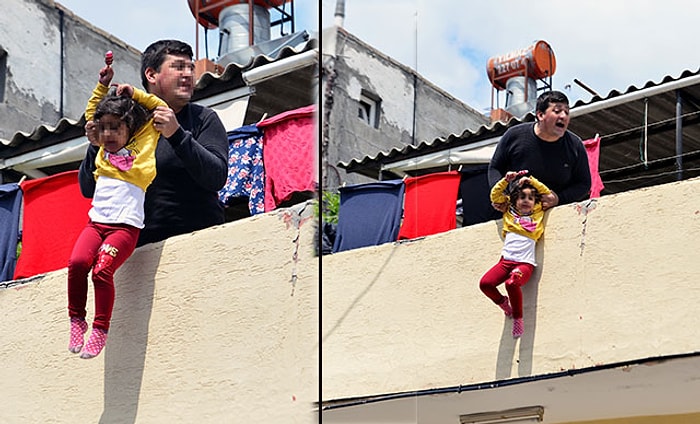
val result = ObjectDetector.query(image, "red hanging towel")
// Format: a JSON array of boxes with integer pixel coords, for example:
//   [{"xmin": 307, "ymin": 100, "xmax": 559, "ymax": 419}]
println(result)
[
  {"xmin": 397, "ymin": 170, "xmax": 462, "ymax": 240},
  {"xmin": 583, "ymin": 135, "xmax": 604, "ymax": 198},
  {"xmin": 257, "ymin": 105, "xmax": 317, "ymax": 211},
  {"xmin": 14, "ymin": 170, "xmax": 92, "ymax": 280}
]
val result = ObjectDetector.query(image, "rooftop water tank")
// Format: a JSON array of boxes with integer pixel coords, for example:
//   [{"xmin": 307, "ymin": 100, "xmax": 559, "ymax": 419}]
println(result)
[
  {"xmin": 187, "ymin": 0, "xmax": 289, "ymax": 55},
  {"xmin": 486, "ymin": 40, "xmax": 556, "ymax": 91}
]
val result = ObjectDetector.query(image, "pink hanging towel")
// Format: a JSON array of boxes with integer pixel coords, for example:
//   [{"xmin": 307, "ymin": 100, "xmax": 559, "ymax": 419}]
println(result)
[
  {"xmin": 14, "ymin": 171, "xmax": 92, "ymax": 280},
  {"xmin": 583, "ymin": 135, "xmax": 604, "ymax": 198},
  {"xmin": 397, "ymin": 170, "xmax": 462, "ymax": 240},
  {"xmin": 258, "ymin": 105, "xmax": 317, "ymax": 211}
]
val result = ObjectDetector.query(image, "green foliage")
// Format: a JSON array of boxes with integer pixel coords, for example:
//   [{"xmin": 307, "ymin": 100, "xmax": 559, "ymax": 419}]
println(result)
[{"xmin": 316, "ymin": 191, "xmax": 339, "ymax": 224}]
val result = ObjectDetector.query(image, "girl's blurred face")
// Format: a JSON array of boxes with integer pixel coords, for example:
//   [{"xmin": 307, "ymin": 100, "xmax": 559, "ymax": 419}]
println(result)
[
  {"xmin": 515, "ymin": 188, "xmax": 536, "ymax": 214},
  {"xmin": 98, "ymin": 114, "xmax": 129, "ymax": 153}
]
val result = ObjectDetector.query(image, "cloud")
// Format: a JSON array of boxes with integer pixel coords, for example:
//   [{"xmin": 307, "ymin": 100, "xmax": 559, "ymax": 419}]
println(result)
[{"xmin": 325, "ymin": 0, "xmax": 700, "ymax": 111}]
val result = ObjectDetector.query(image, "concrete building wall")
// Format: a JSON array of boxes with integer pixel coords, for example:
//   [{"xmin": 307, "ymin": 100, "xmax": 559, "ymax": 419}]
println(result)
[
  {"xmin": 322, "ymin": 27, "xmax": 489, "ymax": 187},
  {"xmin": 322, "ymin": 177, "xmax": 700, "ymax": 402},
  {"xmin": 0, "ymin": 0, "xmax": 142, "ymax": 141},
  {"xmin": 0, "ymin": 205, "xmax": 318, "ymax": 423}
]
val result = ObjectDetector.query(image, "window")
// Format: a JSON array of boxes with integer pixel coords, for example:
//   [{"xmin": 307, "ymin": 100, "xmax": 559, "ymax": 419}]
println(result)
[{"xmin": 358, "ymin": 89, "xmax": 380, "ymax": 128}]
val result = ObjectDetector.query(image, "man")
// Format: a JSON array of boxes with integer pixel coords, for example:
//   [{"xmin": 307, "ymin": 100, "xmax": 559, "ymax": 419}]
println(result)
[
  {"xmin": 488, "ymin": 90, "xmax": 591, "ymax": 211},
  {"xmin": 80, "ymin": 40, "xmax": 228, "ymax": 246}
]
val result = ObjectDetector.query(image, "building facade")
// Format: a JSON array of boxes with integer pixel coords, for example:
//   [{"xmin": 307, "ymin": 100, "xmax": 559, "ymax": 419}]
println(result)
[
  {"xmin": 321, "ymin": 26, "xmax": 489, "ymax": 189},
  {"xmin": 0, "ymin": 0, "xmax": 142, "ymax": 143}
]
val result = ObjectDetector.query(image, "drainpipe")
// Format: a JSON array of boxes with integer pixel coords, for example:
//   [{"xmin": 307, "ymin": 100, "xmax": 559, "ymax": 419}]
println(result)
[
  {"xmin": 334, "ymin": 0, "xmax": 345, "ymax": 27},
  {"xmin": 59, "ymin": 8, "xmax": 65, "ymax": 118},
  {"xmin": 321, "ymin": 58, "xmax": 337, "ymax": 189}
]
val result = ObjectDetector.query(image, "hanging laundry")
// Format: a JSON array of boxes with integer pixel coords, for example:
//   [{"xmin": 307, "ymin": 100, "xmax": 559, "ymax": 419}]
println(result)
[
  {"xmin": 332, "ymin": 180, "xmax": 405, "ymax": 253},
  {"xmin": 459, "ymin": 165, "xmax": 501, "ymax": 227},
  {"xmin": 583, "ymin": 135, "xmax": 605, "ymax": 198},
  {"xmin": 397, "ymin": 170, "xmax": 462, "ymax": 240},
  {"xmin": 258, "ymin": 105, "xmax": 317, "ymax": 211},
  {"xmin": 0, "ymin": 183, "xmax": 22, "ymax": 282},
  {"xmin": 14, "ymin": 171, "xmax": 92, "ymax": 280},
  {"xmin": 218, "ymin": 125, "xmax": 265, "ymax": 215}
]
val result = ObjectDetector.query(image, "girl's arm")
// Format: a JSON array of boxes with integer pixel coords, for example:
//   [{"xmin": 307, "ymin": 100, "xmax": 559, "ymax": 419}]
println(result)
[
  {"xmin": 489, "ymin": 177, "xmax": 509, "ymax": 204},
  {"xmin": 84, "ymin": 83, "xmax": 109, "ymax": 122},
  {"xmin": 522, "ymin": 175, "xmax": 552, "ymax": 195},
  {"xmin": 131, "ymin": 87, "xmax": 167, "ymax": 110}
]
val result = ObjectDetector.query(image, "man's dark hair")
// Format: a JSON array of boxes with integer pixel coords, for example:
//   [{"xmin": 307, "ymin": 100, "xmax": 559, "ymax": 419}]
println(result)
[
  {"xmin": 94, "ymin": 95, "xmax": 150, "ymax": 140},
  {"xmin": 140, "ymin": 39, "xmax": 193, "ymax": 90},
  {"xmin": 535, "ymin": 90, "xmax": 569, "ymax": 115}
]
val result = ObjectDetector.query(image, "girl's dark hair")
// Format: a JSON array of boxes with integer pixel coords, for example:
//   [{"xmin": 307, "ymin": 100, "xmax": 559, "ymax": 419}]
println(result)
[
  {"xmin": 94, "ymin": 94, "xmax": 150, "ymax": 140},
  {"xmin": 509, "ymin": 181, "xmax": 543, "ymax": 209}
]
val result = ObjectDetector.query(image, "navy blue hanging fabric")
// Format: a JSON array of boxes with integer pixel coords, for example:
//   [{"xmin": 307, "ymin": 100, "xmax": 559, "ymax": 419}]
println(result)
[
  {"xmin": 332, "ymin": 180, "xmax": 405, "ymax": 253},
  {"xmin": 0, "ymin": 183, "xmax": 22, "ymax": 282}
]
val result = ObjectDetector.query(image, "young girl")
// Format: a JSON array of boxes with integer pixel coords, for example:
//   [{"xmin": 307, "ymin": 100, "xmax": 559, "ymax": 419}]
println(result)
[
  {"xmin": 67, "ymin": 54, "xmax": 167, "ymax": 359},
  {"xmin": 479, "ymin": 170, "xmax": 551, "ymax": 338}
]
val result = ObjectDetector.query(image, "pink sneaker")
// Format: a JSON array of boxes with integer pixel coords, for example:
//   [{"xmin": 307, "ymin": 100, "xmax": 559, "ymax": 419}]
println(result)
[
  {"xmin": 68, "ymin": 318, "xmax": 88, "ymax": 354},
  {"xmin": 498, "ymin": 296, "xmax": 513, "ymax": 318},
  {"xmin": 80, "ymin": 327, "xmax": 108, "ymax": 359},
  {"xmin": 513, "ymin": 318, "xmax": 524, "ymax": 338}
]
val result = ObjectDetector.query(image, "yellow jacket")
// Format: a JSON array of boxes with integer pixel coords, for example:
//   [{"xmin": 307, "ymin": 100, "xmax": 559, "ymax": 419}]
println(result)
[
  {"xmin": 85, "ymin": 82, "xmax": 167, "ymax": 191},
  {"xmin": 490, "ymin": 175, "xmax": 551, "ymax": 241}
]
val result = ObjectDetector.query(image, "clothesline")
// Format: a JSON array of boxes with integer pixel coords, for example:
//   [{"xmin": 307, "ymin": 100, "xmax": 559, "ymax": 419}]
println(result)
[
  {"xmin": 599, "ymin": 147, "xmax": 700, "ymax": 176},
  {"xmin": 603, "ymin": 166, "xmax": 700, "ymax": 184},
  {"xmin": 595, "ymin": 109, "xmax": 700, "ymax": 141}
]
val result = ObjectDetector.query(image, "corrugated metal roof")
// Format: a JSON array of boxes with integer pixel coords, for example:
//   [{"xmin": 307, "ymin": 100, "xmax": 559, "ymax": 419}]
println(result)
[{"xmin": 340, "ymin": 66, "xmax": 700, "ymax": 195}]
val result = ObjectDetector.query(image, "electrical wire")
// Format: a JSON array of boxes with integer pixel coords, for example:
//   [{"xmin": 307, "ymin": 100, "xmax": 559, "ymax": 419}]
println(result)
[{"xmin": 604, "ymin": 166, "xmax": 700, "ymax": 184}]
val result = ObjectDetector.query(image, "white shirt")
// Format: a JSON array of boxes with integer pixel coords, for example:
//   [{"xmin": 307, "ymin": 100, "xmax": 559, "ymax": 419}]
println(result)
[
  {"xmin": 88, "ymin": 176, "xmax": 146, "ymax": 228},
  {"xmin": 501, "ymin": 232, "xmax": 537, "ymax": 266}
]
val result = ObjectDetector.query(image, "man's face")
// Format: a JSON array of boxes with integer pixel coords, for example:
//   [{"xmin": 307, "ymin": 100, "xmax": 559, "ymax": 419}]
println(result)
[
  {"xmin": 537, "ymin": 102, "xmax": 570, "ymax": 140},
  {"xmin": 149, "ymin": 54, "xmax": 195, "ymax": 111}
]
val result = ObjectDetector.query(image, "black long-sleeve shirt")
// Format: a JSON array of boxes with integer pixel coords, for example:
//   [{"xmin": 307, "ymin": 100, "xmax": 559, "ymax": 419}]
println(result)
[
  {"xmin": 488, "ymin": 122, "xmax": 591, "ymax": 206},
  {"xmin": 79, "ymin": 102, "xmax": 228, "ymax": 246}
]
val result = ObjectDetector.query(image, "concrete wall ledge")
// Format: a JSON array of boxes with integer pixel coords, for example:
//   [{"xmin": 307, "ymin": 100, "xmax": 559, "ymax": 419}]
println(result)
[
  {"xmin": 0, "ymin": 203, "xmax": 319, "ymax": 423},
  {"xmin": 322, "ymin": 177, "xmax": 700, "ymax": 402}
]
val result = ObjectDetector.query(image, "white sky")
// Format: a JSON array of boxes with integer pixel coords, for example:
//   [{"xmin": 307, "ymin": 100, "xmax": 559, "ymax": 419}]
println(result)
[
  {"xmin": 320, "ymin": 0, "xmax": 700, "ymax": 113},
  {"xmin": 57, "ymin": 0, "xmax": 319, "ymax": 59}
]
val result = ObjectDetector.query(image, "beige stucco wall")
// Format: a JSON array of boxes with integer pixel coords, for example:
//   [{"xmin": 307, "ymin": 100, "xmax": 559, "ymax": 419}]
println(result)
[
  {"xmin": 322, "ymin": 177, "xmax": 700, "ymax": 402},
  {"xmin": 0, "ymin": 203, "xmax": 318, "ymax": 423}
]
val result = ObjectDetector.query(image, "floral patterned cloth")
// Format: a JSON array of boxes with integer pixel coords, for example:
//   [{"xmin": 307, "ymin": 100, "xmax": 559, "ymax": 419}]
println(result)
[{"xmin": 218, "ymin": 125, "xmax": 265, "ymax": 215}]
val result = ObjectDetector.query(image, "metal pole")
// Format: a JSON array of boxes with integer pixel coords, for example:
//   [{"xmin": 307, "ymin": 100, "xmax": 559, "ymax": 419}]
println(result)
[
  {"xmin": 334, "ymin": 0, "xmax": 345, "ymax": 27},
  {"xmin": 675, "ymin": 89, "xmax": 683, "ymax": 180}
]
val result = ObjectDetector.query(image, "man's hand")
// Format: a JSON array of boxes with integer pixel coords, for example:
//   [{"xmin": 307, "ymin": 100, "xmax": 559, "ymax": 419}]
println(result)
[
  {"xmin": 85, "ymin": 121, "xmax": 100, "ymax": 146},
  {"xmin": 491, "ymin": 202, "xmax": 507, "ymax": 213},
  {"xmin": 98, "ymin": 65, "xmax": 114, "ymax": 87},
  {"xmin": 115, "ymin": 84, "xmax": 134, "ymax": 98},
  {"xmin": 541, "ymin": 191, "xmax": 559, "ymax": 210},
  {"xmin": 152, "ymin": 105, "xmax": 179, "ymax": 138}
]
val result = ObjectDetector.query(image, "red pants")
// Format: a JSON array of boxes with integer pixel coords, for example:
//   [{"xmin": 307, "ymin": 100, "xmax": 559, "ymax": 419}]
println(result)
[
  {"xmin": 479, "ymin": 257, "xmax": 534, "ymax": 319},
  {"xmin": 67, "ymin": 221, "xmax": 140, "ymax": 331}
]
